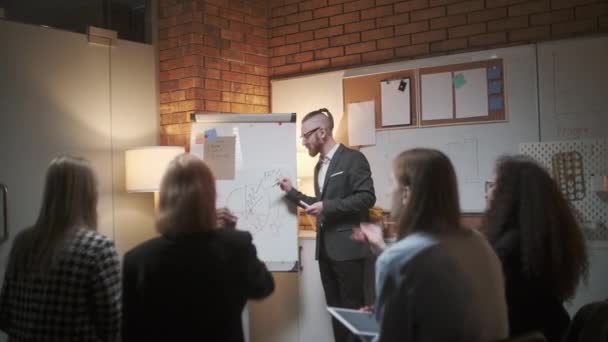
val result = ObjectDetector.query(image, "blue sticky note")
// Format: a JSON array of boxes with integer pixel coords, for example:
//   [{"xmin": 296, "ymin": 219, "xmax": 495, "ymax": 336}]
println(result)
[
  {"xmin": 489, "ymin": 96, "xmax": 504, "ymax": 111},
  {"xmin": 488, "ymin": 80, "xmax": 502, "ymax": 94},
  {"xmin": 205, "ymin": 128, "xmax": 218, "ymax": 141},
  {"xmin": 487, "ymin": 65, "xmax": 501, "ymax": 79}
]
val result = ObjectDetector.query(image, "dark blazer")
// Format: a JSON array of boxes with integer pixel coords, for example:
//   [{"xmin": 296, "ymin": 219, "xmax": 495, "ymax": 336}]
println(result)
[
  {"xmin": 122, "ymin": 229, "xmax": 274, "ymax": 342},
  {"xmin": 287, "ymin": 144, "xmax": 376, "ymax": 261}
]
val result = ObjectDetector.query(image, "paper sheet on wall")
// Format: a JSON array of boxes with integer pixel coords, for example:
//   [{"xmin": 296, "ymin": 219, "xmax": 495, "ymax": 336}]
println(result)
[
  {"xmin": 203, "ymin": 136, "xmax": 236, "ymax": 180},
  {"xmin": 381, "ymin": 79, "xmax": 411, "ymax": 126},
  {"xmin": 348, "ymin": 100, "xmax": 376, "ymax": 146},
  {"xmin": 421, "ymin": 72, "xmax": 453, "ymax": 121},
  {"xmin": 455, "ymin": 68, "xmax": 489, "ymax": 118}
]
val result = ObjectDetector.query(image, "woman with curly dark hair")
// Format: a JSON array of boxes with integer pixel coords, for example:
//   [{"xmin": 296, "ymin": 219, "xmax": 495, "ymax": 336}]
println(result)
[{"xmin": 483, "ymin": 155, "xmax": 589, "ymax": 342}]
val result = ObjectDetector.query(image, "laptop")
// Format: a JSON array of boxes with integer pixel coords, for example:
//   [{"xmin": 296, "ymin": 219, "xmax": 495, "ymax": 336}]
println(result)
[{"xmin": 327, "ymin": 307, "xmax": 380, "ymax": 338}]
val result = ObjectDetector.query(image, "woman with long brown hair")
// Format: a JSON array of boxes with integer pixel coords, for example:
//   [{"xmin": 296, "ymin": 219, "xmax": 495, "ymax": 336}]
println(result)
[
  {"xmin": 122, "ymin": 153, "xmax": 274, "ymax": 342},
  {"xmin": 0, "ymin": 156, "xmax": 121, "ymax": 341},
  {"xmin": 484, "ymin": 155, "xmax": 589, "ymax": 341},
  {"xmin": 354, "ymin": 148, "xmax": 508, "ymax": 342}
]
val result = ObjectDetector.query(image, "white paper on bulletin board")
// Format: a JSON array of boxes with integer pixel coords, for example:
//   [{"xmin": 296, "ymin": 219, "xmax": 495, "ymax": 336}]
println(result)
[
  {"xmin": 421, "ymin": 72, "xmax": 453, "ymax": 120},
  {"xmin": 381, "ymin": 79, "xmax": 411, "ymax": 126},
  {"xmin": 348, "ymin": 100, "xmax": 376, "ymax": 146},
  {"xmin": 455, "ymin": 68, "xmax": 489, "ymax": 118}
]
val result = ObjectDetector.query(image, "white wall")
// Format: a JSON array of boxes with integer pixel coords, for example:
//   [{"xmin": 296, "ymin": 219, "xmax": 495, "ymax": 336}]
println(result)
[{"xmin": 0, "ymin": 20, "xmax": 158, "ymax": 340}]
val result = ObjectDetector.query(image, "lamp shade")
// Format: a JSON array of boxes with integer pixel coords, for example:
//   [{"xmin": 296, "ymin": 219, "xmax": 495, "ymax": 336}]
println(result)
[{"xmin": 125, "ymin": 146, "xmax": 184, "ymax": 192}]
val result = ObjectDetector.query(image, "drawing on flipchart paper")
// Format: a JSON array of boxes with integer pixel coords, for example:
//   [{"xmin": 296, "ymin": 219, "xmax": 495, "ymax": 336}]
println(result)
[{"xmin": 223, "ymin": 168, "xmax": 288, "ymax": 236}]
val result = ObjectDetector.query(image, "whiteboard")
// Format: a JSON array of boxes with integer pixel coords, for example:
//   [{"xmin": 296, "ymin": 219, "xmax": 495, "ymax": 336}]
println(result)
[
  {"xmin": 190, "ymin": 114, "xmax": 299, "ymax": 271},
  {"xmin": 537, "ymin": 35, "xmax": 608, "ymax": 141},
  {"xmin": 272, "ymin": 45, "xmax": 540, "ymax": 212}
]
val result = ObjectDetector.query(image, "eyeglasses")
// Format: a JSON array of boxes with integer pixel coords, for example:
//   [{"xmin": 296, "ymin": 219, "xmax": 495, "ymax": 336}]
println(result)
[{"xmin": 300, "ymin": 127, "xmax": 321, "ymax": 140}]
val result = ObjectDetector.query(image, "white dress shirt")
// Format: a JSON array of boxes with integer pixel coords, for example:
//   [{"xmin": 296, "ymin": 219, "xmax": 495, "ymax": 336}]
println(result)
[{"xmin": 317, "ymin": 143, "xmax": 340, "ymax": 194}]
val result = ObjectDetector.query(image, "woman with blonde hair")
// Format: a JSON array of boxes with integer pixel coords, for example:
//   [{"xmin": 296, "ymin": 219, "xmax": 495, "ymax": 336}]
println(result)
[
  {"xmin": 0, "ymin": 156, "xmax": 121, "ymax": 341},
  {"xmin": 353, "ymin": 148, "xmax": 508, "ymax": 342},
  {"xmin": 122, "ymin": 153, "xmax": 274, "ymax": 342}
]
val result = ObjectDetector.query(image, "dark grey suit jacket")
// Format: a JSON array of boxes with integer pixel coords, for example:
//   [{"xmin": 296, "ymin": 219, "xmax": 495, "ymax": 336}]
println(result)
[{"xmin": 287, "ymin": 144, "xmax": 376, "ymax": 261}]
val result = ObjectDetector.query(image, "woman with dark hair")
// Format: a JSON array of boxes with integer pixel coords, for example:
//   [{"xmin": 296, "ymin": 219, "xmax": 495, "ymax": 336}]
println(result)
[
  {"xmin": 0, "ymin": 156, "xmax": 121, "ymax": 341},
  {"xmin": 484, "ymin": 155, "xmax": 589, "ymax": 342},
  {"xmin": 354, "ymin": 148, "xmax": 508, "ymax": 342},
  {"xmin": 121, "ymin": 153, "xmax": 274, "ymax": 342}
]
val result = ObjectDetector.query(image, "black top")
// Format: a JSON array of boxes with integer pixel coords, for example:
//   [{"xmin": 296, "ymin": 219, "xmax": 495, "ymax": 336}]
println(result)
[
  {"xmin": 493, "ymin": 230, "xmax": 570, "ymax": 342},
  {"xmin": 122, "ymin": 229, "xmax": 274, "ymax": 342}
]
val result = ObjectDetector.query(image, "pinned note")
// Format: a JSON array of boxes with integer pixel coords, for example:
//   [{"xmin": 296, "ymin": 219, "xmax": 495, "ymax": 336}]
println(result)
[
  {"xmin": 204, "ymin": 136, "xmax": 236, "ymax": 180},
  {"xmin": 453, "ymin": 73, "xmax": 466, "ymax": 88},
  {"xmin": 205, "ymin": 128, "xmax": 218, "ymax": 141}
]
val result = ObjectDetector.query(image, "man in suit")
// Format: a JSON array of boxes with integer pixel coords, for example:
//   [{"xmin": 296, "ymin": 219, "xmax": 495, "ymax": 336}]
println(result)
[{"xmin": 279, "ymin": 108, "xmax": 376, "ymax": 342}]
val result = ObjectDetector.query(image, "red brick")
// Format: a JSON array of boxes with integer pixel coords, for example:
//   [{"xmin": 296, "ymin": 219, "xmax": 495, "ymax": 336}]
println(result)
[
  {"xmin": 286, "ymin": 51, "xmax": 315, "ymax": 63},
  {"xmin": 221, "ymin": 71, "xmax": 246, "ymax": 83},
  {"xmin": 331, "ymin": 54, "xmax": 362, "ymax": 67},
  {"xmin": 205, "ymin": 79, "xmax": 231, "ymax": 91},
  {"xmin": 270, "ymin": 16, "xmax": 286, "ymax": 28},
  {"xmin": 552, "ymin": 0, "xmax": 597, "ymax": 10},
  {"xmin": 361, "ymin": 5, "xmax": 394, "ymax": 19},
  {"xmin": 160, "ymin": 92, "xmax": 172, "ymax": 104},
  {"xmin": 329, "ymin": 0, "xmax": 354, "ymax": 4},
  {"xmin": 231, "ymin": 103, "xmax": 256, "ymax": 113},
  {"xmin": 205, "ymin": 15, "xmax": 230, "ymax": 29},
  {"xmin": 330, "ymin": 33, "xmax": 361, "ymax": 46},
  {"xmin": 245, "ymin": 54, "xmax": 269, "ymax": 66},
  {"xmin": 377, "ymin": 34, "xmax": 412, "ymax": 49},
  {"xmin": 530, "ymin": 9, "xmax": 574, "ymax": 25},
  {"xmin": 286, "ymin": 31, "xmax": 314, "ymax": 43},
  {"xmin": 221, "ymin": 49, "xmax": 244, "ymax": 62},
  {"xmin": 345, "ymin": 41, "xmax": 377, "ymax": 54},
  {"xmin": 314, "ymin": 5, "xmax": 344, "ymax": 18},
  {"xmin": 271, "ymin": 55, "xmax": 286, "ymax": 67},
  {"xmin": 509, "ymin": 0, "xmax": 550, "ymax": 16},
  {"xmin": 395, "ymin": 20, "xmax": 429, "ymax": 35},
  {"xmin": 301, "ymin": 38, "xmax": 330, "ymax": 50},
  {"xmin": 230, "ymin": 20, "xmax": 253, "ymax": 33},
  {"xmin": 220, "ymin": 7, "xmax": 244, "ymax": 22},
  {"xmin": 273, "ymin": 43, "xmax": 300, "ymax": 56},
  {"xmin": 272, "ymin": 4, "xmax": 299, "ymax": 17},
  {"xmin": 273, "ymin": 23, "xmax": 299, "ymax": 37},
  {"xmin": 468, "ymin": 8, "xmax": 507, "ymax": 23},
  {"xmin": 430, "ymin": 37, "xmax": 468, "ymax": 51},
  {"xmin": 361, "ymin": 27, "xmax": 394, "ymax": 41},
  {"xmin": 509, "ymin": 25, "xmax": 550, "ymax": 41},
  {"xmin": 246, "ymin": 34, "xmax": 268, "ymax": 48},
  {"xmin": 245, "ymin": 94, "xmax": 269, "ymax": 106},
  {"xmin": 221, "ymin": 29, "xmax": 244, "ymax": 41},
  {"xmin": 429, "ymin": 0, "xmax": 464, "ymax": 5},
  {"xmin": 551, "ymin": 18, "xmax": 597, "ymax": 36},
  {"xmin": 205, "ymin": 100, "xmax": 231, "ymax": 112},
  {"xmin": 231, "ymin": 82, "xmax": 254, "ymax": 94},
  {"xmin": 576, "ymin": 3, "xmax": 608, "ymax": 19},
  {"xmin": 160, "ymin": 80, "xmax": 180, "ymax": 92},
  {"xmin": 395, "ymin": 0, "xmax": 429, "ymax": 14},
  {"xmin": 245, "ymin": 74, "xmax": 267, "ymax": 86},
  {"xmin": 412, "ymin": 29, "xmax": 447, "ymax": 43},
  {"xmin": 487, "ymin": 16, "xmax": 529, "ymax": 32},
  {"xmin": 273, "ymin": 64, "xmax": 302, "ymax": 76},
  {"xmin": 430, "ymin": 14, "xmax": 466, "ymax": 29},
  {"xmin": 411, "ymin": 6, "xmax": 446, "ymax": 21},
  {"xmin": 468, "ymin": 32, "xmax": 507, "ymax": 46},
  {"xmin": 395, "ymin": 43, "xmax": 430, "ymax": 57},
  {"xmin": 344, "ymin": 19, "xmax": 376, "ymax": 33},
  {"xmin": 222, "ymin": 91, "xmax": 247, "ymax": 103},
  {"xmin": 362, "ymin": 49, "xmax": 395, "ymax": 63},
  {"xmin": 377, "ymin": 14, "xmax": 411, "ymax": 27},
  {"xmin": 315, "ymin": 25, "xmax": 345, "ymax": 38},
  {"xmin": 448, "ymin": 23, "xmax": 486, "ymax": 38},
  {"xmin": 298, "ymin": 0, "xmax": 325, "ymax": 11},
  {"xmin": 270, "ymin": 36, "xmax": 286, "ymax": 47},
  {"xmin": 331, "ymin": 11, "xmax": 361, "ymax": 25},
  {"xmin": 205, "ymin": 57, "xmax": 230, "ymax": 70},
  {"xmin": 300, "ymin": 18, "xmax": 329, "ymax": 31},
  {"xmin": 315, "ymin": 46, "xmax": 345, "ymax": 59},
  {"xmin": 447, "ymin": 0, "xmax": 483, "ymax": 15},
  {"xmin": 344, "ymin": 0, "xmax": 376, "ymax": 12},
  {"xmin": 301, "ymin": 59, "xmax": 331, "ymax": 72},
  {"xmin": 286, "ymin": 11, "xmax": 314, "ymax": 24}
]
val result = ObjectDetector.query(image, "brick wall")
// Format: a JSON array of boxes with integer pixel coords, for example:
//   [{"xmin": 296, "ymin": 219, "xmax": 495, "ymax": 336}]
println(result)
[
  {"xmin": 158, "ymin": 0, "xmax": 270, "ymax": 148},
  {"xmin": 269, "ymin": 0, "xmax": 608, "ymax": 77}
]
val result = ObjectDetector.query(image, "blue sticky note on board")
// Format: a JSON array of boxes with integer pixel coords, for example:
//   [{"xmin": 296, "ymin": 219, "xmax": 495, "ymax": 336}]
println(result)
[
  {"xmin": 489, "ymin": 96, "xmax": 504, "ymax": 111},
  {"xmin": 205, "ymin": 128, "xmax": 218, "ymax": 141},
  {"xmin": 488, "ymin": 80, "xmax": 502, "ymax": 94},
  {"xmin": 487, "ymin": 65, "xmax": 501, "ymax": 79}
]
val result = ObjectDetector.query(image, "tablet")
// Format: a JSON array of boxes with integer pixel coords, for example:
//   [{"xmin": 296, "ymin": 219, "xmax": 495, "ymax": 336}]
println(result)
[{"xmin": 327, "ymin": 307, "xmax": 380, "ymax": 337}]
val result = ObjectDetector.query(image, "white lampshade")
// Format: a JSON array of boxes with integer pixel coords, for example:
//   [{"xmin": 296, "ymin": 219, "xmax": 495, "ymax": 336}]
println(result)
[{"xmin": 125, "ymin": 146, "xmax": 185, "ymax": 192}]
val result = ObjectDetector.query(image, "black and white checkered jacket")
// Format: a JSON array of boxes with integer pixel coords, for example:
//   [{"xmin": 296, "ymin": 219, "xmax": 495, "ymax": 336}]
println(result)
[{"xmin": 0, "ymin": 228, "xmax": 121, "ymax": 342}]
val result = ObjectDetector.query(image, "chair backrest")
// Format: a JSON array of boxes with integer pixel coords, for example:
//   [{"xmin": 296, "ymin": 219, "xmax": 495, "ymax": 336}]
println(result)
[
  {"xmin": 496, "ymin": 331, "xmax": 547, "ymax": 342},
  {"xmin": 564, "ymin": 300, "xmax": 608, "ymax": 342}
]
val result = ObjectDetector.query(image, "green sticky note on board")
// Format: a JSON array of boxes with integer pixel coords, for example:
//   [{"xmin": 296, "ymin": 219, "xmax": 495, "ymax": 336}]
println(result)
[{"xmin": 453, "ymin": 73, "xmax": 466, "ymax": 88}]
